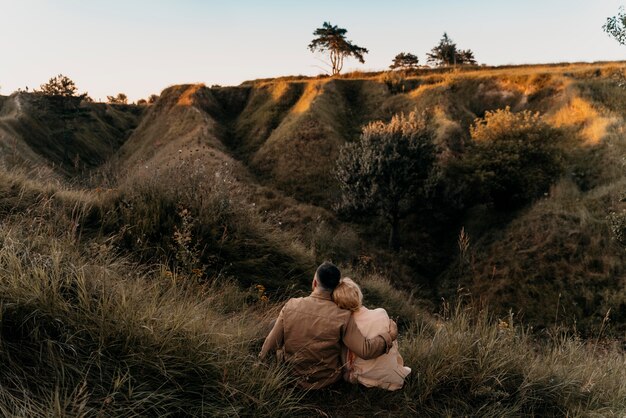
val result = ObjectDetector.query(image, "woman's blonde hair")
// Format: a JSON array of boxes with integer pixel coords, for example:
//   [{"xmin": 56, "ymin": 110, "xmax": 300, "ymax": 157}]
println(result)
[{"xmin": 332, "ymin": 277, "xmax": 363, "ymax": 311}]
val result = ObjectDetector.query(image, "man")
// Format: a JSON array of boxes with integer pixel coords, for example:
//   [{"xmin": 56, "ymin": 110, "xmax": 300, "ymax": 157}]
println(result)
[{"xmin": 259, "ymin": 262, "xmax": 398, "ymax": 389}]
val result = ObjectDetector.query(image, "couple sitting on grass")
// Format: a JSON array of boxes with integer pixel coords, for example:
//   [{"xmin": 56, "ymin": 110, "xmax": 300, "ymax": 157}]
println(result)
[{"xmin": 260, "ymin": 262, "xmax": 411, "ymax": 390}]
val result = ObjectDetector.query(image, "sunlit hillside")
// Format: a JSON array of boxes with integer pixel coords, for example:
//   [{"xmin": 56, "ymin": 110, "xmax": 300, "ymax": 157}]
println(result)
[
  {"xmin": 35, "ymin": 61, "xmax": 626, "ymax": 332},
  {"xmin": 0, "ymin": 61, "xmax": 625, "ymax": 416}
]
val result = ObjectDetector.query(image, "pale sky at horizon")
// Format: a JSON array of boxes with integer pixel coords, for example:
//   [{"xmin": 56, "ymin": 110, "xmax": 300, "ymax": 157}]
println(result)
[{"xmin": 1, "ymin": 0, "xmax": 625, "ymax": 102}]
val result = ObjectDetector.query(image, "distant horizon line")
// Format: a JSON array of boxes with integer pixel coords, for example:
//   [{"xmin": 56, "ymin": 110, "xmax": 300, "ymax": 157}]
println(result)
[{"xmin": 3, "ymin": 58, "xmax": 625, "ymax": 103}]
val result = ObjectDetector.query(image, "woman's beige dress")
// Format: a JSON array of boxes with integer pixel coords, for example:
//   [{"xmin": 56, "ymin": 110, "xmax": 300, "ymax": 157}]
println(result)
[{"xmin": 344, "ymin": 306, "xmax": 411, "ymax": 391}]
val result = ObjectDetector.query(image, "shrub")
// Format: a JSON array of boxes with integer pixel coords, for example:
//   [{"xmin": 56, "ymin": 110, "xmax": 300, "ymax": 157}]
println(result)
[
  {"xmin": 107, "ymin": 93, "xmax": 128, "ymax": 104},
  {"xmin": 38, "ymin": 74, "xmax": 79, "ymax": 97},
  {"xmin": 336, "ymin": 111, "xmax": 437, "ymax": 250},
  {"xmin": 462, "ymin": 107, "xmax": 564, "ymax": 209}
]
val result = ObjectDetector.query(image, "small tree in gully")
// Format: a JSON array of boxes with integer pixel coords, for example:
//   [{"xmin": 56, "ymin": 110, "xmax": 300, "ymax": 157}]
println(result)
[
  {"xmin": 389, "ymin": 52, "xmax": 420, "ymax": 70},
  {"xmin": 604, "ymin": 7, "xmax": 626, "ymax": 45},
  {"xmin": 308, "ymin": 22, "xmax": 368, "ymax": 75},
  {"xmin": 336, "ymin": 111, "xmax": 437, "ymax": 251}
]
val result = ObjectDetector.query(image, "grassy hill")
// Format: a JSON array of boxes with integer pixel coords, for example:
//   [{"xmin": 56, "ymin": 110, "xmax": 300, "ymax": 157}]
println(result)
[
  {"xmin": 0, "ymin": 61, "xmax": 625, "ymax": 415},
  {"xmin": 111, "ymin": 61, "xmax": 626, "ymax": 332},
  {"xmin": 0, "ymin": 92, "xmax": 141, "ymax": 177},
  {"xmin": 0, "ymin": 204, "xmax": 623, "ymax": 416}
]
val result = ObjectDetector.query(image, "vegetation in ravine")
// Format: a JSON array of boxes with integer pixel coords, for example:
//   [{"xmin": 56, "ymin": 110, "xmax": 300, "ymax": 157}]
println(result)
[
  {"xmin": 336, "ymin": 111, "xmax": 437, "ymax": 251},
  {"xmin": 1, "ymin": 61, "xmax": 626, "ymax": 416},
  {"xmin": 0, "ymin": 181, "xmax": 623, "ymax": 416}
]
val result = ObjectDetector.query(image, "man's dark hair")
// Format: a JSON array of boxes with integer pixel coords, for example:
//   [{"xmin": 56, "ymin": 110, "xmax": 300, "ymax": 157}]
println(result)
[{"xmin": 316, "ymin": 262, "xmax": 341, "ymax": 290}]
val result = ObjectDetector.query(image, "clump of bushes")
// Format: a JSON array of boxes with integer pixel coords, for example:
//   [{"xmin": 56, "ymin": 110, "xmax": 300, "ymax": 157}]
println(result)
[{"xmin": 459, "ymin": 107, "xmax": 564, "ymax": 210}]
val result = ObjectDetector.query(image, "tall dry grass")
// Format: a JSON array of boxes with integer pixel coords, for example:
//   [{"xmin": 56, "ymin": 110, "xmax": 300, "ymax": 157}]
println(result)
[
  {"xmin": 293, "ymin": 276, "xmax": 626, "ymax": 416},
  {"xmin": 0, "ymin": 179, "xmax": 624, "ymax": 416},
  {"xmin": 0, "ymin": 213, "xmax": 312, "ymax": 417},
  {"xmin": 98, "ymin": 157, "xmax": 313, "ymax": 291}
]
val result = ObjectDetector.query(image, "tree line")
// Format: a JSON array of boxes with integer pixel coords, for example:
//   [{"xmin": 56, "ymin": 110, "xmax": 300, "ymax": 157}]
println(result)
[
  {"xmin": 19, "ymin": 8, "xmax": 626, "ymax": 102},
  {"xmin": 313, "ymin": 5, "xmax": 626, "ymax": 76},
  {"xmin": 15, "ymin": 74, "xmax": 158, "ymax": 105},
  {"xmin": 309, "ymin": 22, "xmax": 477, "ymax": 75}
]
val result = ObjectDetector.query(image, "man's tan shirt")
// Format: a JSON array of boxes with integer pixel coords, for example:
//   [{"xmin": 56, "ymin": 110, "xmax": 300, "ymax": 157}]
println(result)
[{"xmin": 260, "ymin": 288, "xmax": 393, "ymax": 389}]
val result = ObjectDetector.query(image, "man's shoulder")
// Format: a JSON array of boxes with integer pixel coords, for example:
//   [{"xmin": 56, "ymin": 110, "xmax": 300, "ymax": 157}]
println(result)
[
  {"xmin": 284, "ymin": 295, "xmax": 351, "ymax": 319},
  {"xmin": 283, "ymin": 296, "xmax": 305, "ymax": 307},
  {"xmin": 282, "ymin": 296, "xmax": 307, "ymax": 312}
]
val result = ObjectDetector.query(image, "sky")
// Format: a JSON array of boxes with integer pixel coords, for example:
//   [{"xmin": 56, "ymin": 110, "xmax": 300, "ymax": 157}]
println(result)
[{"xmin": 1, "ymin": 0, "xmax": 625, "ymax": 102}]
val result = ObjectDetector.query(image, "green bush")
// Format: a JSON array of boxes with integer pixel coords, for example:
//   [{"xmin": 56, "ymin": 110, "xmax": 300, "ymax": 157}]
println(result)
[
  {"xmin": 336, "ymin": 111, "xmax": 437, "ymax": 250},
  {"xmin": 462, "ymin": 107, "xmax": 564, "ymax": 209}
]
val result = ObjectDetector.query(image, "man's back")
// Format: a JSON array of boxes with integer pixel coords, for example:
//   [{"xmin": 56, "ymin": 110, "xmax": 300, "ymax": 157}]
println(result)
[{"xmin": 281, "ymin": 291, "xmax": 351, "ymax": 388}]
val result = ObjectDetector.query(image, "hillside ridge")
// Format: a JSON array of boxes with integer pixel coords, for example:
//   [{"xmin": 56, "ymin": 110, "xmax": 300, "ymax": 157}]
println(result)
[{"xmin": 1, "ymin": 61, "xmax": 625, "ymax": 335}]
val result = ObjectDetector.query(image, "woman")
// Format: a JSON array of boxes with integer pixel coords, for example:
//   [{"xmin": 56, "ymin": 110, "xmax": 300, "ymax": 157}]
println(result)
[{"xmin": 332, "ymin": 278, "xmax": 411, "ymax": 391}]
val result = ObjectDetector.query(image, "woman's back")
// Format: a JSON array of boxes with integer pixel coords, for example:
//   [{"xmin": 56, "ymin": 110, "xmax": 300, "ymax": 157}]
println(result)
[{"xmin": 348, "ymin": 307, "xmax": 411, "ymax": 391}]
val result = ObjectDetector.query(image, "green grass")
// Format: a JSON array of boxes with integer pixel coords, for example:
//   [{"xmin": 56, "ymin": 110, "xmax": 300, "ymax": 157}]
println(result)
[
  {"xmin": 448, "ymin": 177, "xmax": 626, "ymax": 335},
  {"xmin": 233, "ymin": 81, "xmax": 305, "ymax": 159}
]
